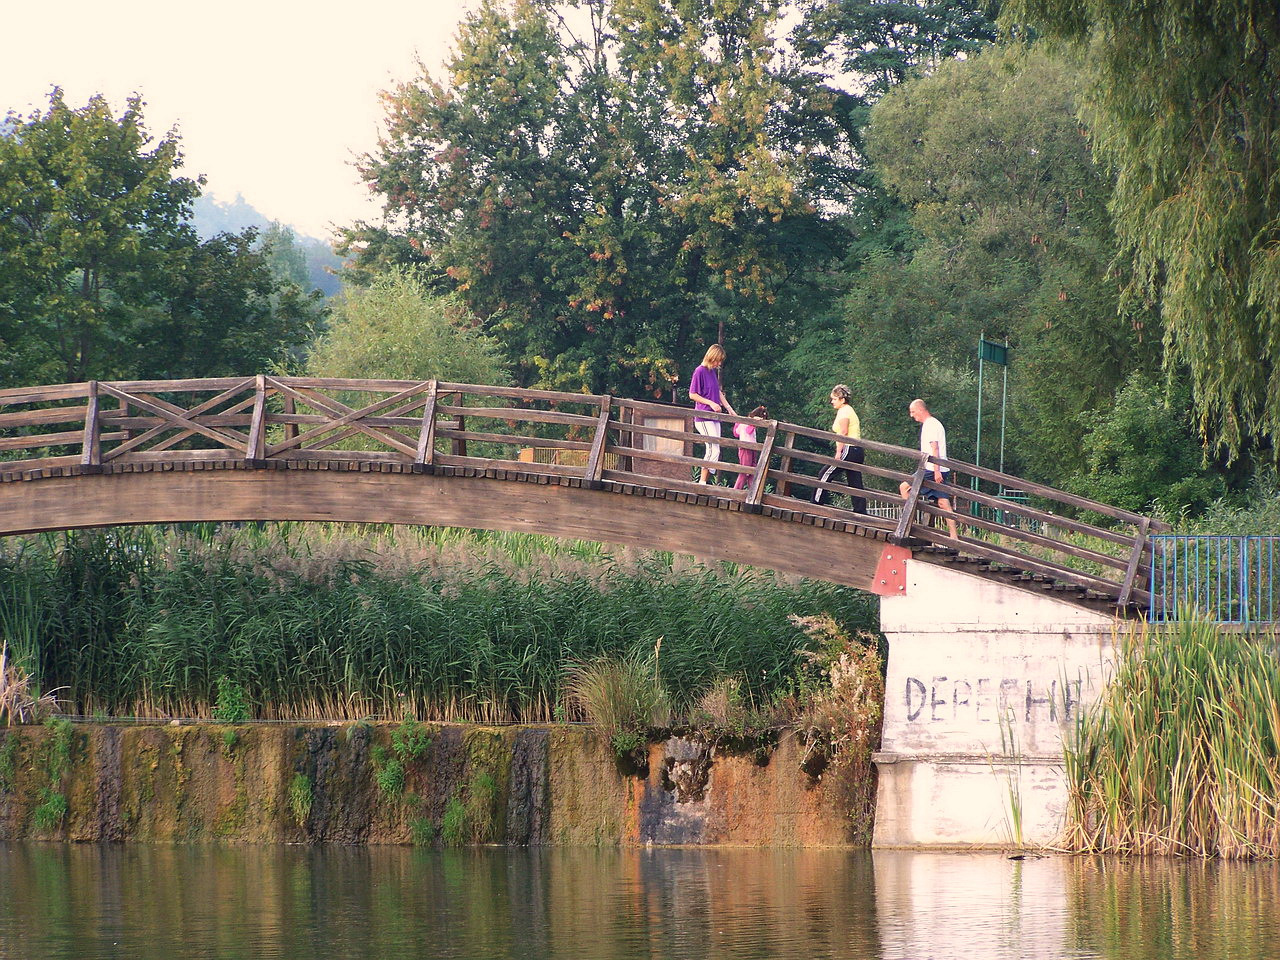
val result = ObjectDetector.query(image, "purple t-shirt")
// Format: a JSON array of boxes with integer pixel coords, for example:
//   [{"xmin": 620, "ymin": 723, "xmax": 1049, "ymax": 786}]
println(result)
[{"xmin": 690, "ymin": 364, "xmax": 721, "ymax": 422}]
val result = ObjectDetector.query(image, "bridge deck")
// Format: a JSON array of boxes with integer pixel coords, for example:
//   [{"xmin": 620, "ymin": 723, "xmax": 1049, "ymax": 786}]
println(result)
[{"xmin": 0, "ymin": 377, "xmax": 1166, "ymax": 612}]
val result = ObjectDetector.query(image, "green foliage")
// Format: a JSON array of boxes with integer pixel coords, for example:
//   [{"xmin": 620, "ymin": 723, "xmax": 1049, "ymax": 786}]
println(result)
[
  {"xmin": 834, "ymin": 43, "xmax": 1160, "ymax": 480},
  {"xmin": 306, "ymin": 269, "xmax": 508, "ymax": 385},
  {"xmin": 373, "ymin": 751, "xmax": 406, "ymax": 799},
  {"xmin": 32, "ymin": 717, "xmax": 73, "ymax": 832},
  {"xmin": 345, "ymin": 0, "xmax": 851, "ymax": 398},
  {"xmin": 1063, "ymin": 618, "xmax": 1280, "ymax": 858},
  {"xmin": 409, "ymin": 816, "xmax": 436, "ymax": 846},
  {"xmin": 464, "ymin": 771, "xmax": 498, "ymax": 844},
  {"xmin": 373, "ymin": 719, "xmax": 433, "ymax": 800},
  {"xmin": 212, "ymin": 676, "xmax": 250, "ymax": 724},
  {"xmin": 0, "ymin": 89, "xmax": 321, "ymax": 386},
  {"xmin": 390, "ymin": 718, "xmax": 432, "ymax": 765},
  {"xmin": 0, "ymin": 734, "xmax": 18, "ymax": 791},
  {"xmin": 0, "ymin": 525, "xmax": 873, "ymax": 721},
  {"xmin": 1003, "ymin": 0, "xmax": 1280, "ymax": 461},
  {"xmin": 1068, "ymin": 373, "xmax": 1228, "ymax": 515},
  {"xmin": 287, "ymin": 773, "xmax": 313, "ymax": 826},
  {"xmin": 565, "ymin": 650, "xmax": 671, "ymax": 761},
  {"xmin": 221, "ymin": 728, "xmax": 240, "ymax": 753},
  {"xmin": 440, "ymin": 796, "xmax": 468, "ymax": 847}
]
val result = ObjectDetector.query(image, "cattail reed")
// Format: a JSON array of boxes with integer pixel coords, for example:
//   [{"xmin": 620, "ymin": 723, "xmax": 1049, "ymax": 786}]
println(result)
[{"xmin": 0, "ymin": 524, "xmax": 874, "ymax": 724}]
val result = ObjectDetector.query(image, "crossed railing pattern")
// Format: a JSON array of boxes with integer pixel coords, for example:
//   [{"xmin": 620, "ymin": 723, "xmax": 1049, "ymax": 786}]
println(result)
[{"xmin": 0, "ymin": 376, "xmax": 1165, "ymax": 606}]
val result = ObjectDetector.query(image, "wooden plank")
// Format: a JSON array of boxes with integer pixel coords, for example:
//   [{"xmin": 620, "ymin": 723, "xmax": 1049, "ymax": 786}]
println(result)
[
  {"xmin": 771, "ymin": 444, "xmax": 914, "ymax": 485},
  {"xmin": 745, "ymin": 421, "xmax": 777, "ymax": 509},
  {"xmin": 605, "ymin": 443, "xmax": 753, "ymax": 475},
  {"xmin": 0, "ymin": 430, "xmax": 86, "ymax": 452},
  {"xmin": 437, "ymin": 381, "xmax": 609, "ymax": 405},
  {"xmin": 584, "ymin": 397, "xmax": 612, "ymax": 486},
  {"xmin": 912, "ymin": 499, "xmax": 1130, "ymax": 571},
  {"xmin": 262, "ymin": 378, "xmax": 425, "ymax": 458},
  {"xmin": 0, "ymin": 383, "xmax": 91, "ymax": 405},
  {"xmin": 432, "ymin": 454, "xmax": 583, "ymax": 478},
  {"xmin": 434, "ymin": 428, "xmax": 593, "ymax": 452},
  {"xmin": 97, "ymin": 382, "xmax": 252, "ymax": 457},
  {"xmin": 0, "ymin": 405, "xmax": 91, "ymax": 429},
  {"xmin": 282, "ymin": 394, "xmax": 298, "ymax": 442},
  {"xmin": 1117, "ymin": 517, "xmax": 1152, "ymax": 608},
  {"xmin": 615, "ymin": 417, "xmax": 762, "ymax": 452},
  {"xmin": 81, "ymin": 382, "xmax": 100, "ymax": 468},
  {"xmin": 416, "ymin": 380, "xmax": 439, "ymax": 466},
  {"xmin": 914, "ymin": 533, "xmax": 1134, "ymax": 600},
  {"xmin": 777, "ymin": 431, "xmax": 793, "ymax": 498},
  {"xmin": 435, "ymin": 404, "xmax": 598, "ymax": 428},
  {"xmin": 893, "ymin": 463, "xmax": 927, "ymax": 544},
  {"xmin": 105, "ymin": 377, "xmax": 250, "ymax": 394},
  {"xmin": 245, "ymin": 374, "xmax": 267, "ymax": 462}
]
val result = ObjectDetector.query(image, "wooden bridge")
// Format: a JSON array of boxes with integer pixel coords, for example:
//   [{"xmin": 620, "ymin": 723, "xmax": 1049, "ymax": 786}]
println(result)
[{"xmin": 0, "ymin": 376, "xmax": 1164, "ymax": 612}]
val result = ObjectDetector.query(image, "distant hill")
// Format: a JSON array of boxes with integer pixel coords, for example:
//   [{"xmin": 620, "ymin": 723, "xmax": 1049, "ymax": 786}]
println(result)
[{"xmin": 191, "ymin": 194, "xmax": 344, "ymax": 298}]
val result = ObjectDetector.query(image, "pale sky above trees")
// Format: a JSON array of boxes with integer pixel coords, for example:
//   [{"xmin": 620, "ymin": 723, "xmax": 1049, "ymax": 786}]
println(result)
[{"xmin": 0, "ymin": 0, "xmax": 475, "ymax": 239}]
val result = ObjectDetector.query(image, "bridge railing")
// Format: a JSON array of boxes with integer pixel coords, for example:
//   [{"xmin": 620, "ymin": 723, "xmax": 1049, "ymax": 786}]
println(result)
[
  {"xmin": 1148, "ymin": 535, "xmax": 1279, "ymax": 625},
  {"xmin": 0, "ymin": 377, "xmax": 1166, "ymax": 606}
]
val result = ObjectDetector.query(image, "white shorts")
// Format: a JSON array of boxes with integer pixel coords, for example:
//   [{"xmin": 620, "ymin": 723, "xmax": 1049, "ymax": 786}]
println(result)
[{"xmin": 694, "ymin": 419, "xmax": 721, "ymax": 469}]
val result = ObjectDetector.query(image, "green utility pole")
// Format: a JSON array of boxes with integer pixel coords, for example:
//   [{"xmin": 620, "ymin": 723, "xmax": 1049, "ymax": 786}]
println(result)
[{"xmin": 974, "ymin": 334, "xmax": 1010, "ymax": 491}]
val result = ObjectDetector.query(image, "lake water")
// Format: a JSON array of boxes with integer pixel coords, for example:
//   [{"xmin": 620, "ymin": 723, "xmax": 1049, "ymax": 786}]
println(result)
[{"xmin": 2, "ymin": 844, "xmax": 1278, "ymax": 959}]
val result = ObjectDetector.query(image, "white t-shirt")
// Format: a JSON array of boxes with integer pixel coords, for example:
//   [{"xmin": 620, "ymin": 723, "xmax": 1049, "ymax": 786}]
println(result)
[{"xmin": 920, "ymin": 416, "xmax": 948, "ymax": 473}]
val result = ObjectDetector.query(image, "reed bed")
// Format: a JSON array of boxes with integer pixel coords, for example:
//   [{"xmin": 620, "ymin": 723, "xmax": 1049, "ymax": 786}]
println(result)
[
  {"xmin": 1062, "ymin": 617, "xmax": 1280, "ymax": 859},
  {"xmin": 0, "ymin": 524, "xmax": 874, "ymax": 723}
]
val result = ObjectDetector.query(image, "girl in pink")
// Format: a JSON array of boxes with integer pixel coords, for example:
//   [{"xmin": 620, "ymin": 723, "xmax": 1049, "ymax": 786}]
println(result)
[{"xmin": 732, "ymin": 405, "xmax": 769, "ymax": 490}]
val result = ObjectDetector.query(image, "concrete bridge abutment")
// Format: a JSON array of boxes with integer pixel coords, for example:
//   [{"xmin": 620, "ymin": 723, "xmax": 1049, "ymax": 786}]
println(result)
[{"xmin": 873, "ymin": 559, "xmax": 1118, "ymax": 848}]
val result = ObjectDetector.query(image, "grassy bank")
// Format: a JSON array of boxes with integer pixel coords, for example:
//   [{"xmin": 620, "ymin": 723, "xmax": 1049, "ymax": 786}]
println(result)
[
  {"xmin": 1063, "ymin": 618, "xmax": 1280, "ymax": 859},
  {"xmin": 0, "ymin": 524, "xmax": 876, "ymax": 723}
]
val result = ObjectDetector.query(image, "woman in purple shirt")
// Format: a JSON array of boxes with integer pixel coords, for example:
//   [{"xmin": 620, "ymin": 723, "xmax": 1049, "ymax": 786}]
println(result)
[{"xmin": 688, "ymin": 344, "xmax": 737, "ymax": 484}]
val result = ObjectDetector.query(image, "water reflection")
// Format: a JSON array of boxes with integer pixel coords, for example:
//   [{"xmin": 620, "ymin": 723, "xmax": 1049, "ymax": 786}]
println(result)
[{"xmin": 1, "ymin": 844, "xmax": 1278, "ymax": 960}]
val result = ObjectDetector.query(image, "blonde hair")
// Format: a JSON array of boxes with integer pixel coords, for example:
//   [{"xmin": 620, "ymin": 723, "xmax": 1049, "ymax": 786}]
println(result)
[{"xmin": 702, "ymin": 344, "xmax": 726, "ymax": 367}]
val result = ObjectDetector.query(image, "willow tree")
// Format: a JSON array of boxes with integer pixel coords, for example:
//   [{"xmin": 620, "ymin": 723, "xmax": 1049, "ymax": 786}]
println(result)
[{"xmin": 1003, "ymin": 0, "xmax": 1280, "ymax": 460}]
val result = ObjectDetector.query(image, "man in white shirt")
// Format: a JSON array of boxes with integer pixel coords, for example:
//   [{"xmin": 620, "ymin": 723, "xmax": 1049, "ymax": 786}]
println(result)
[{"xmin": 899, "ymin": 398, "xmax": 959, "ymax": 539}]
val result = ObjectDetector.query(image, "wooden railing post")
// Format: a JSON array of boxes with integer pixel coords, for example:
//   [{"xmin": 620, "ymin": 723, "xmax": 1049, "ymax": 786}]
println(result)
[
  {"xmin": 282, "ymin": 394, "xmax": 297, "ymax": 443},
  {"xmin": 415, "ymin": 380, "xmax": 439, "ymax": 471},
  {"xmin": 245, "ymin": 374, "xmax": 267, "ymax": 465},
  {"xmin": 81, "ymin": 381, "xmax": 101, "ymax": 472},
  {"xmin": 892, "ymin": 460, "xmax": 927, "ymax": 544},
  {"xmin": 1117, "ymin": 517, "xmax": 1152, "ymax": 610},
  {"xmin": 584, "ymin": 396, "xmax": 612, "ymax": 489},
  {"xmin": 777, "ymin": 430, "xmax": 794, "ymax": 498},
  {"xmin": 745, "ymin": 420, "xmax": 777, "ymax": 511}
]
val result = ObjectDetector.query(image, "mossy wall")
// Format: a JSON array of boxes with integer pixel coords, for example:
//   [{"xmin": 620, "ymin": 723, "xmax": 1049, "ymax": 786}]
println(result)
[{"xmin": 0, "ymin": 723, "xmax": 866, "ymax": 846}]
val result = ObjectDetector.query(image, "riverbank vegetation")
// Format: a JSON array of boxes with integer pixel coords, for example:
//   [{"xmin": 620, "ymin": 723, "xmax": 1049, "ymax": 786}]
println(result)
[
  {"xmin": 0, "ymin": 524, "xmax": 876, "ymax": 725},
  {"xmin": 1062, "ymin": 618, "xmax": 1280, "ymax": 859}
]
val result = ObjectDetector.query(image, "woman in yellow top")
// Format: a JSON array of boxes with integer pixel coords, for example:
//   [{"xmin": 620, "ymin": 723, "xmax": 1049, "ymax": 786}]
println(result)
[{"xmin": 813, "ymin": 384, "xmax": 865, "ymax": 513}]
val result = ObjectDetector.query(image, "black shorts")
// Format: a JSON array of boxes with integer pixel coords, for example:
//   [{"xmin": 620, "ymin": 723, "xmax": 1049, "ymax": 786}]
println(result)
[{"xmin": 920, "ymin": 472, "xmax": 952, "ymax": 502}]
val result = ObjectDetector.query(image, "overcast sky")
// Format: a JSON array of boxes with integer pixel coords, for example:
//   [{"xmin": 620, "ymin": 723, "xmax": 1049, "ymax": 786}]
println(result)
[{"xmin": 1, "ymin": 0, "xmax": 476, "ymax": 239}]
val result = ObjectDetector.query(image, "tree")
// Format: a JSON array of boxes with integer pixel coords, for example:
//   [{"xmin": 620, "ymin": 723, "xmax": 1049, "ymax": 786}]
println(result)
[
  {"xmin": 825, "ymin": 45, "xmax": 1160, "ymax": 478},
  {"xmin": 344, "ymin": 0, "xmax": 849, "ymax": 400},
  {"xmin": 1003, "ymin": 0, "xmax": 1280, "ymax": 461},
  {"xmin": 260, "ymin": 222, "xmax": 310, "ymax": 291},
  {"xmin": 1070, "ymin": 373, "xmax": 1228, "ymax": 515},
  {"xmin": 0, "ymin": 89, "xmax": 200, "ymax": 383},
  {"xmin": 306, "ymin": 269, "xmax": 509, "ymax": 385},
  {"xmin": 0, "ymin": 89, "xmax": 324, "ymax": 386},
  {"xmin": 131, "ymin": 229, "xmax": 322, "ymax": 379}
]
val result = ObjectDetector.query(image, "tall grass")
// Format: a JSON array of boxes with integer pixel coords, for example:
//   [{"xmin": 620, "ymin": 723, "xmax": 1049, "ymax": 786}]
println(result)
[
  {"xmin": 1062, "ymin": 618, "xmax": 1280, "ymax": 858},
  {"xmin": 0, "ymin": 524, "xmax": 876, "ymax": 723}
]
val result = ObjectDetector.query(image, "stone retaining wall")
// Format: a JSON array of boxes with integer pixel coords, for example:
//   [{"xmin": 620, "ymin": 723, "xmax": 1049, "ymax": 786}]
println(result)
[{"xmin": 0, "ymin": 722, "xmax": 864, "ymax": 846}]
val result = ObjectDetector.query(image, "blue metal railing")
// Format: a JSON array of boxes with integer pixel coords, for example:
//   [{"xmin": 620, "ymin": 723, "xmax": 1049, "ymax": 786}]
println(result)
[{"xmin": 1148, "ymin": 535, "xmax": 1278, "ymax": 624}]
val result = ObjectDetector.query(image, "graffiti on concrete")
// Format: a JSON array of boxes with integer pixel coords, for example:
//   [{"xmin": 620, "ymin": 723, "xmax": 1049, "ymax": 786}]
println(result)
[{"xmin": 903, "ymin": 675, "xmax": 1088, "ymax": 724}]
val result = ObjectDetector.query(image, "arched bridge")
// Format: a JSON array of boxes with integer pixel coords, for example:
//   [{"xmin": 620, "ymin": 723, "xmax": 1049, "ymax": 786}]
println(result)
[{"xmin": 0, "ymin": 376, "xmax": 1163, "ymax": 613}]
